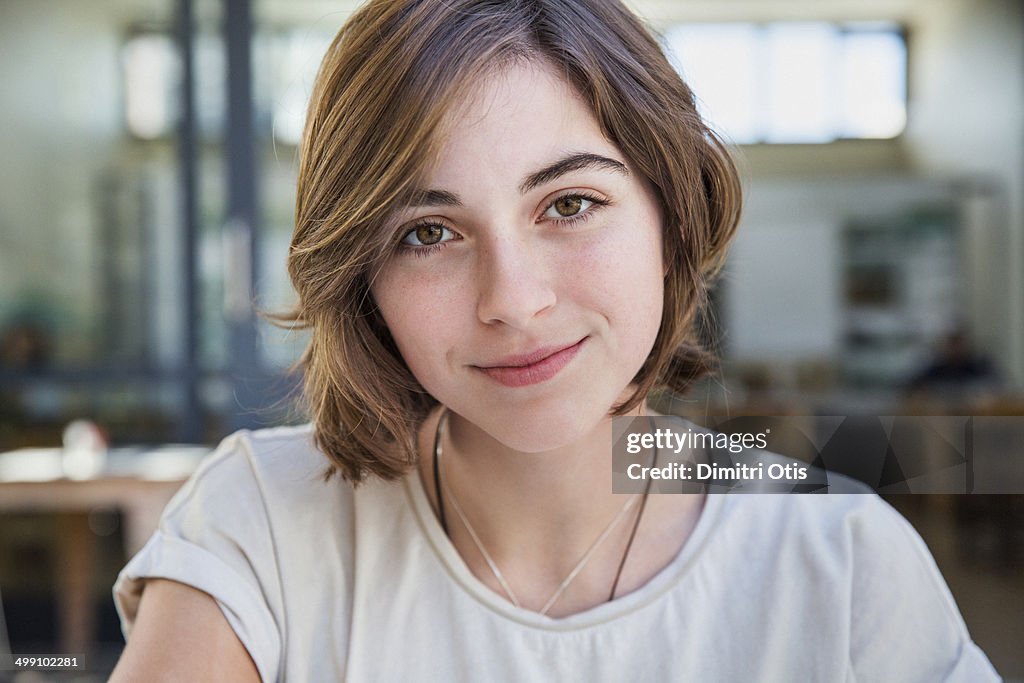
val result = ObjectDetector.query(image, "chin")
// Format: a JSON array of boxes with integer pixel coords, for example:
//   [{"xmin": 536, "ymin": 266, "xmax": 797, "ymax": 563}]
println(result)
[{"xmin": 467, "ymin": 395, "xmax": 616, "ymax": 454}]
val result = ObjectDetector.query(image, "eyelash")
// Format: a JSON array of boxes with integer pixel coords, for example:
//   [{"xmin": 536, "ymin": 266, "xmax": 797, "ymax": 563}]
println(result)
[{"xmin": 396, "ymin": 192, "xmax": 610, "ymax": 258}]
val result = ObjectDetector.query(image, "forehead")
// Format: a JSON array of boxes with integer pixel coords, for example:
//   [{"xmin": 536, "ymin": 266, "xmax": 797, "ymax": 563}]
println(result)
[{"xmin": 422, "ymin": 59, "xmax": 621, "ymax": 189}]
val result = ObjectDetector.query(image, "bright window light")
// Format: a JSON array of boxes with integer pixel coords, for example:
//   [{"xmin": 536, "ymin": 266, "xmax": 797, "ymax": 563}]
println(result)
[
  {"xmin": 122, "ymin": 33, "xmax": 179, "ymax": 139},
  {"xmin": 665, "ymin": 24, "xmax": 760, "ymax": 144},
  {"xmin": 765, "ymin": 23, "xmax": 837, "ymax": 143},
  {"xmin": 841, "ymin": 30, "xmax": 907, "ymax": 138},
  {"xmin": 263, "ymin": 30, "xmax": 336, "ymax": 147},
  {"xmin": 663, "ymin": 22, "xmax": 907, "ymax": 144}
]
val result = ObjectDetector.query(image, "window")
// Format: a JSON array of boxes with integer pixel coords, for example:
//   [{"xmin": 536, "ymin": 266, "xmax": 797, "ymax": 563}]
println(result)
[
  {"xmin": 122, "ymin": 32, "xmax": 178, "ymax": 139},
  {"xmin": 663, "ymin": 22, "xmax": 907, "ymax": 144},
  {"xmin": 121, "ymin": 27, "xmax": 334, "ymax": 145}
]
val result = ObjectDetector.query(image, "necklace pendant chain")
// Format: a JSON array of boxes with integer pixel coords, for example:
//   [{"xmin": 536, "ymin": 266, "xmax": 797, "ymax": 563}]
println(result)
[
  {"xmin": 433, "ymin": 410, "xmax": 654, "ymax": 616},
  {"xmin": 440, "ymin": 472, "xmax": 524, "ymax": 607}
]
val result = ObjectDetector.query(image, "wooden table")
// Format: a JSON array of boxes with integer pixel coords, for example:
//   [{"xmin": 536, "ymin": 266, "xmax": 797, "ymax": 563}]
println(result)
[{"xmin": 0, "ymin": 446, "xmax": 207, "ymax": 655}]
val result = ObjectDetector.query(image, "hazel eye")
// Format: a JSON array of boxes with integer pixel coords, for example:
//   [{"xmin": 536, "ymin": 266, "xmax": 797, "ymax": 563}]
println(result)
[
  {"xmin": 402, "ymin": 223, "xmax": 454, "ymax": 246},
  {"xmin": 544, "ymin": 195, "xmax": 595, "ymax": 219}
]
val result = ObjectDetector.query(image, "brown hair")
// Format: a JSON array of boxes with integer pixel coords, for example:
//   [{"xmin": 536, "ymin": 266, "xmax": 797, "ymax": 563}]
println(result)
[{"xmin": 285, "ymin": 0, "xmax": 742, "ymax": 484}]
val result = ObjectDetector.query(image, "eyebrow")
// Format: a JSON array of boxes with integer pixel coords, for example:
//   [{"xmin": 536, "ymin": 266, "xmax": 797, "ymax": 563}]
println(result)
[
  {"xmin": 407, "ymin": 189, "xmax": 462, "ymax": 207},
  {"xmin": 519, "ymin": 152, "xmax": 630, "ymax": 194},
  {"xmin": 403, "ymin": 152, "xmax": 630, "ymax": 208}
]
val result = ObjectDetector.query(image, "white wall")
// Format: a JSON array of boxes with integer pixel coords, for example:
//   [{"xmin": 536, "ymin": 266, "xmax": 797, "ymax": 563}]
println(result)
[{"xmin": 724, "ymin": 177, "xmax": 967, "ymax": 360}]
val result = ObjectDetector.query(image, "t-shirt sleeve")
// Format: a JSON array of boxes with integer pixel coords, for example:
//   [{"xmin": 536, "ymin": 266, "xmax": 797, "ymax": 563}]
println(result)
[
  {"xmin": 847, "ymin": 498, "xmax": 1001, "ymax": 682},
  {"xmin": 113, "ymin": 431, "xmax": 282, "ymax": 683}
]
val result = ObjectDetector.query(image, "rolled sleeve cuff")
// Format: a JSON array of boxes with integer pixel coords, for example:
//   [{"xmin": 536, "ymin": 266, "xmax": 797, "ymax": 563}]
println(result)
[{"xmin": 113, "ymin": 531, "xmax": 281, "ymax": 683}]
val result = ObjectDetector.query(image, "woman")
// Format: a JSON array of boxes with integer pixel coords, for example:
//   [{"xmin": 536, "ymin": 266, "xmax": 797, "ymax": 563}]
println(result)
[{"xmin": 111, "ymin": 0, "xmax": 998, "ymax": 680}]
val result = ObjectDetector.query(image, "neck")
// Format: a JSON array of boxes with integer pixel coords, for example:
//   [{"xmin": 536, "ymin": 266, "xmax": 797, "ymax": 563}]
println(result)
[
  {"xmin": 417, "ymin": 401, "xmax": 706, "ymax": 617},
  {"xmin": 442, "ymin": 408, "xmax": 633, "ymax": 547},
  {"xmin": 419, "ymin": 401, "xmax": 652, "ymax": 607}
]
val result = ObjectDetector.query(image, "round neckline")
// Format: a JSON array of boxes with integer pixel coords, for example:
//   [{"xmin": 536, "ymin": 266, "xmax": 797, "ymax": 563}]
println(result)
[{"xmin": 401, "ymin": 463, "xmax": 724, "ymax": 632}]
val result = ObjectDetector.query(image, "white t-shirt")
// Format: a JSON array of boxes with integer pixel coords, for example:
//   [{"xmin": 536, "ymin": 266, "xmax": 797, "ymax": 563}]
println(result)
[{"xmin": 113, "ymin": 425, "xmax": 999, "ymax": 682}]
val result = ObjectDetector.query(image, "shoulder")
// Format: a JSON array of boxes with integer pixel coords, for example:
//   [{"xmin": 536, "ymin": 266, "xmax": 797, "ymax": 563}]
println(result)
[
  {"xmin": 159, "ymin": 425, "xmax": 419, "ymax": 574},
  {"xmin": 715, "ymin": 492, "xmax": 947, "ymax": 579},
  {"xmin": 713, "ymin": 486, "xmax": 900, "ymax": 536},
  {"xmin": 189, "ymin": 423, "xmax": 325, "ymax": 487},
  {"xmin": 115, "ymin": 425, "xmax": 398, "ymax": 681},
  {"xmin": 113, "ymin": 426, "xmax": 333, "ymax": 683},
  {"xmin": 711, "ymin": 493, "xmax": 998, "ymax": 680},
  {"xmin": 707, "ymin": 492, "xmax": 960, "ymax": 625},
  {"xmin": 167, "ymin": 424, "xmax": 353, "ymax": 518}
]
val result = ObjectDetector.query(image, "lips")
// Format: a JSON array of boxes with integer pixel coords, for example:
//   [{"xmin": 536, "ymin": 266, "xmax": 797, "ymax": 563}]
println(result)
[{"xmin": 475, "ymin": 337, "xmax": 587, "ymax": 388}]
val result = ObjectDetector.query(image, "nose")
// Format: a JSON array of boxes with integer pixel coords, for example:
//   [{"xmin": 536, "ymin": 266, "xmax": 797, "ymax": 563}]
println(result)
[{"xmin": 476, "ymin": 235, "xmax": 557, "ymax": 328}]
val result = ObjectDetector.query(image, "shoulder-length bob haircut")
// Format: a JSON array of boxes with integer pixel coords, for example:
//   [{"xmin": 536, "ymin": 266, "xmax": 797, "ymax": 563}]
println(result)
[{"xmin": 286, "ymin": 0, "xmax": 742, "ymax": 484}]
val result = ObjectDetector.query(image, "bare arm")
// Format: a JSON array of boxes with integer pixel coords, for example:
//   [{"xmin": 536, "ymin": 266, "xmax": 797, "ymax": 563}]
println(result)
[{"xmin": 110, "ymin": 578, "xmax": 262, "ymax": 683}]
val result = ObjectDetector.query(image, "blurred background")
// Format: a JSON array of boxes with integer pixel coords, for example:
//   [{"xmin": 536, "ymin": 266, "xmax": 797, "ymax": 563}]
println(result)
[{"xmin": 0, "ymin": 0, "xmax": 1021, "ymax": 679}]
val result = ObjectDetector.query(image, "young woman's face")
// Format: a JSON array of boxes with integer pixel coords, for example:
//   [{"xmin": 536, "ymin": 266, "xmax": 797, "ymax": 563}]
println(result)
[{"xmin": 372, "ymin": 60, "xmax": 665, "ymax": 451}]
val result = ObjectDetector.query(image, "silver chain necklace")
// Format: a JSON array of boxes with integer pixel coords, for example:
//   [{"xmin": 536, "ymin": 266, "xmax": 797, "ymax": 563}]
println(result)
[{"xmin": 432, "ymin": 410, "xmax": 655, "ymax": 615}]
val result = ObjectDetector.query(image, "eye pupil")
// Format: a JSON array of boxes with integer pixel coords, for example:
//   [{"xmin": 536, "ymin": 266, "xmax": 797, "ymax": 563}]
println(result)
[
  {"xmin": 554, "ymin": 196, "xmax": 582, "ymax": 216},
  {"xmin": 416, "ymin": 225, "xmax": 444, "ymax": 245}
]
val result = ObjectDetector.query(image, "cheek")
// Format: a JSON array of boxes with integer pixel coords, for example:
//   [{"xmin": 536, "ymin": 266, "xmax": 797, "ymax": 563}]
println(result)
[
  {"xmin": 371, "ymin": 269, "xmax": 460, "ymax": 382},
  {"xmin": 570, "ymin": 217, "xmax": 665, "ymax": 339}
]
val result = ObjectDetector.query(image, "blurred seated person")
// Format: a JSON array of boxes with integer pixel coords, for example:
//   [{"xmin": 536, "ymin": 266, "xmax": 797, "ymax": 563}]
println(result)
[
  {"xmin": 0, "ymin": 320, "xmax": 53, "ymax": 427},
  {"xmin": 0, "ymin": 320, "xmax": 50, "ymax": 371},
  {"xmin": 908, "ymin": 330, "xmax": 1002, "ymax": 402}
]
